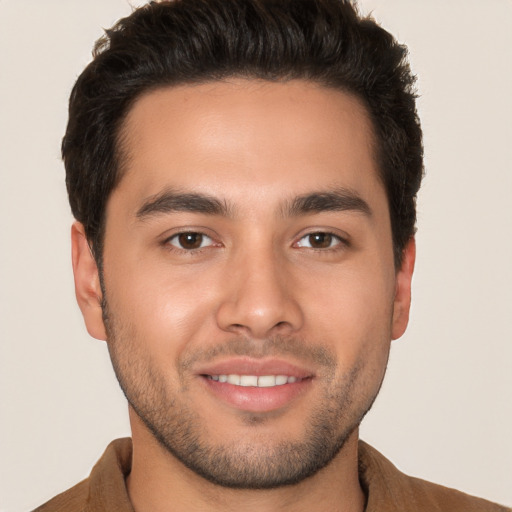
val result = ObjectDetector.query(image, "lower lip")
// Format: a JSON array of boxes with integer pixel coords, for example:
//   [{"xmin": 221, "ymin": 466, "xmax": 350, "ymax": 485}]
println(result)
[{"xmin": 201, "ymin": 376, "xmax": 312, "ymax": 413}]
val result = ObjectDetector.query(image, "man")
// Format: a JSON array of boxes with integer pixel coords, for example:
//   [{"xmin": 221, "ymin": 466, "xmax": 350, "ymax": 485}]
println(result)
[{"xmin": 32, "ymin": 0, "xmax": 510, "ymax": 510}]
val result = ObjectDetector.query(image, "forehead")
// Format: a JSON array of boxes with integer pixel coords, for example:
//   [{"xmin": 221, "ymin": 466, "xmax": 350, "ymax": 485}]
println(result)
[{"xmin": 114, "ymin": 79, "xmax": 383, "ymax": 213}]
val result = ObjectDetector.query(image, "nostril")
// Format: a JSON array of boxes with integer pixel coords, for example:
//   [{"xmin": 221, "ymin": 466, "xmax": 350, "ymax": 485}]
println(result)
[{"xmin": 216, "ymin": 294, "xmax": 304, "ymax": 338}]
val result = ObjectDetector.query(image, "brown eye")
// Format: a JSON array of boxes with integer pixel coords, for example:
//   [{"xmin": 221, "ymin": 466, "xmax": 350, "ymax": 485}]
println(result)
[
  {"xmin": 308, "ymin": 233, "xmax": 333, "ymax": 248},
  {"xmin": 296, "ymin": 232, "xmax": 342, "ymax": 249},
  {"xmin": 169, "ymin": 232, "xmax": 212, "ymax": 250}
]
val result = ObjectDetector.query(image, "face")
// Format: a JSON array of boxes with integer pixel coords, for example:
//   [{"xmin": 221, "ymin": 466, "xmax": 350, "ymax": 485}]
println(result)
[{"xmin": 73, "ymin": 79, "xmax": 414, "ymax": 488}]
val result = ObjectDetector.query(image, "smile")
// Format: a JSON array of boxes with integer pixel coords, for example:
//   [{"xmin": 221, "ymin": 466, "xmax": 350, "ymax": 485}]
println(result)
[
  {"xmin": 200, "ymin": 363, "xmax": 313, "ymax": 411},
  {"xmin": 206, "ymin": 374, "xmax": 302, "ymax": 387}
]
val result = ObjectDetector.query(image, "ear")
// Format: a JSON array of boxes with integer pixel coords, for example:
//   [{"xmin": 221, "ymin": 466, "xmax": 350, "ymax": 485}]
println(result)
[
  {"xmin": 71, "ymin": 222, "xmax": 107, "ymax": 341},
  {"xmin": 391, "ymin": 237, "xmax": 416, "ymax": 340}
]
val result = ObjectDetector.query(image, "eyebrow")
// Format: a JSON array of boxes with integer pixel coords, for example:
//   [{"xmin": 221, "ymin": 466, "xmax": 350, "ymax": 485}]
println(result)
[
  {"xmin": 136, "ymin": 190, "xmax": 231, "ymax": 219},
  {"xmin": 135, "ymin": 187, "xmax": 371, "ymax": 220},
  {"xmin": 283, "ymin": 188, "xmax": 372, "ymax": 217}
]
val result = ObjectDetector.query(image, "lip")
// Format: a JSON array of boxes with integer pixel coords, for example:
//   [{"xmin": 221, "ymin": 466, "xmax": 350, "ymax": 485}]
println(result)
[
  {"xmin": 195, "ymin": 357, "xmax": 313, "ymax": 379},
  {"xmin": 196, "ymin": 357, "xmax": 314, "ymax": 413}
]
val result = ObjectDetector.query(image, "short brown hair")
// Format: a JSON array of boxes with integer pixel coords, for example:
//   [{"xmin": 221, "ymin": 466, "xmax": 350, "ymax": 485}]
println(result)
[{"xmin": 63, "ymin": 0, "xmax": 423, "ymax": 266}]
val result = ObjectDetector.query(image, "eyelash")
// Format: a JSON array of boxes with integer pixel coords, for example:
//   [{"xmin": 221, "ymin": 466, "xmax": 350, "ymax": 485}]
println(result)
[
  {"xmin": 163, "ymin": 231, "xmax": 217, "ymax": 253},
  {"xmin": 162, "ymin": 230, "xmax": 348, "ymax": 254},
  {"xmin": 294, "ymin": 232, "xmax": 348, "ymax": 252}
]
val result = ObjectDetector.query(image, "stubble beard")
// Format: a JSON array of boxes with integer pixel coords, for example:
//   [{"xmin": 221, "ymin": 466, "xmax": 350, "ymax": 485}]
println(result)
[{"xmin": 102, "ymin": 299, "xmax": 386, "ymax": 489}]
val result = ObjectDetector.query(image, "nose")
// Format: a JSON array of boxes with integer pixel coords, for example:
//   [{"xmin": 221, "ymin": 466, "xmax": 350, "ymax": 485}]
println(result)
[{"xmin": 216, "ymin": 249, "xmax": 304, "ymax": 339}]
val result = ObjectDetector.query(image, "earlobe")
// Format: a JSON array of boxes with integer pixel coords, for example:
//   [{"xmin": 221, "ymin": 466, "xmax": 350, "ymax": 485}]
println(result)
[
  {"xmin": 391, "ymin": 237, "xmax": 416, "ymax": 340},
  {"xmin": 71, "ymin": 222, "xmax": 107, "ymax": 341}
]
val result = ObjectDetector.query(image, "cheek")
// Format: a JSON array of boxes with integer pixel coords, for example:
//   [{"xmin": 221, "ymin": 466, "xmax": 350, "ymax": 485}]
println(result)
[
  {"xmin": 297, "ymin": 263, "xmax": 395, "ymax": 363},
  {"xmin": 104, "ymin": 257, "xmax": 223, "ymax": 356}
]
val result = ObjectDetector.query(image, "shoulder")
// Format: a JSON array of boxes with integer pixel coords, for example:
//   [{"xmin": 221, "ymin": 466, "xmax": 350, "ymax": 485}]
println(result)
[
  {"xmin": 31, "ymin": 438, "xmax": 133, "ymax": 512},
  {"xmin": 358, "ymin": 441, "xmax": 511, "ymax": 512},
  {"xmin": 32, "ymin": 479, "xmax": 90, "ymax": 512},
  {"xmin": 402, "ymin": 473, "xmax": 511, "ymax": 512}
]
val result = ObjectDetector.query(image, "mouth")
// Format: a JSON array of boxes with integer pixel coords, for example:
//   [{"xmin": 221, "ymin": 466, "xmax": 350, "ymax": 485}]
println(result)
[
  {"xmin": 204, "ymin": 374, "xmax": 304, "ymax": 387},
  {"xmin": 196, "ymin": 358, "xmax": 314, "ymax": 412}
]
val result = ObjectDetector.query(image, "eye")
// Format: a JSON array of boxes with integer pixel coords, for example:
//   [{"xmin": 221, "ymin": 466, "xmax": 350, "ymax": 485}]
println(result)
[
  {"xmin": 295, "ymin": 232, "xmax": 343, "ymax": 249},
  {"xmin": 167, "ymin": 232, "xmax": 214, "ymax": 250}
]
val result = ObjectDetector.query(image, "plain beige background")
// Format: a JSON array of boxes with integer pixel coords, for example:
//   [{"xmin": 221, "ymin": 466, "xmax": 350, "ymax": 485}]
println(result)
[{"xmin": 0, "ymin": 1, "xmax": 511, "ymax": 510}]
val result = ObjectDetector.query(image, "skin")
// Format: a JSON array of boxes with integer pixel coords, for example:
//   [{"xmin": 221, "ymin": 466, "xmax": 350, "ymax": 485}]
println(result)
[{"xmin": 72, "ymin": 79, "xmax": 415, "ymax": 512}]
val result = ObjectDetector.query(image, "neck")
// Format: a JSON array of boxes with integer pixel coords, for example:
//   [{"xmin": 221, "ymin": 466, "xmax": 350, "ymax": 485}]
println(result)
[{"xmin": 126, "ymin": 413, "xmax": 365, "ymax": 512}]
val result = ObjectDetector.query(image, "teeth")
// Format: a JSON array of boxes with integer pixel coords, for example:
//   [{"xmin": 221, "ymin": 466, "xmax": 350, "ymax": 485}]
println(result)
[
  {"xmin": 208, "ymin": 374, "xmax": 301, "ymax": 387},
  {"xmin": 240, "ymin": 375, "xmax": 258, "ymax": 387},
  {"xmin": 258, "ymin": 375, "xmax": 277, "ymax": 387},
  {"xmin": 227, "ymin": 374, "xmax": 241, "ymax": 385},
  {"xmin": 275, "ymin": 375, "xmax": 288, "ymax": 385}
]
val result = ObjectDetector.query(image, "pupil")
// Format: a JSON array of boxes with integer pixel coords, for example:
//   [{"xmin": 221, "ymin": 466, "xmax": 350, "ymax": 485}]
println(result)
[
  {"xmin": 179, "ymin": 233, "xmax": 202, "ymax": 249},
  {"xmin": 310, "ymin": 233, "xmax": 331, "ymax": 248}
]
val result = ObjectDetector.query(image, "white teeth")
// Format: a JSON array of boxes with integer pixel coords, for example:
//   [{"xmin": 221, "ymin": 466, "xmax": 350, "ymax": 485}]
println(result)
[
  {"xmin": 275, "ymin": 375, "xmax": 288, "ymax": 385},
  {"xmin": 208, "ymin": 374, "xmax": 301, "ymax": 387},
  {"xmin": 257, "ymin": 375, "xmax": 277, "ymax": 387},
  {"xmin": 240, "ymin": 375, "xmax": 258, "ymax": 387},
  {"xmin": 227, "ymin": 374, "xmax": 241, "ymax": 385}
]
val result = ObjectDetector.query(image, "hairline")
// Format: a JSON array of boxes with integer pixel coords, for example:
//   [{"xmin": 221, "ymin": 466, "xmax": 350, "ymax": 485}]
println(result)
[{"xmin": 92, "ymin": 76, "xmax": 395, "ymax": 269}]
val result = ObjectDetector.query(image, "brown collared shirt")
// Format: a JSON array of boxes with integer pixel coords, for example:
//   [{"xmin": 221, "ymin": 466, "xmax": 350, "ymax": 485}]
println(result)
[{"xmin": 33, "ymin": 438, "xmax": 510, "ymax": 511}]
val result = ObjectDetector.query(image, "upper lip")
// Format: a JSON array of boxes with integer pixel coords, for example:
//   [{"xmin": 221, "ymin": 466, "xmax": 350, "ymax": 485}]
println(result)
[{"xmin": 195, "ymin": 357, "xmax": 314, "ymax": 379}]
